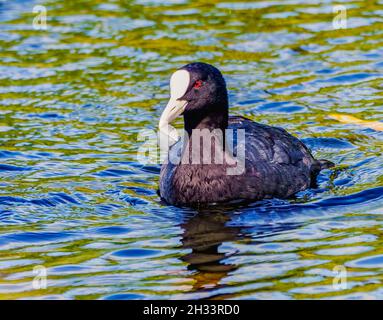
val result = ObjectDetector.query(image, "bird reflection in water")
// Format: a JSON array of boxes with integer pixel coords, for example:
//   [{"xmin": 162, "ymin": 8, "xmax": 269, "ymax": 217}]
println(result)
[{"xmin": 180, "ymin": 209, "xmax": 246, "ymax": 291}]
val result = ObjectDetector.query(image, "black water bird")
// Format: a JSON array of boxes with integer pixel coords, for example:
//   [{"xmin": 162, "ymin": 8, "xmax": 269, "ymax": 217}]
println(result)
[{"xmin": 159, "ymin": 62, "xmax": 334, "ymax": 206}]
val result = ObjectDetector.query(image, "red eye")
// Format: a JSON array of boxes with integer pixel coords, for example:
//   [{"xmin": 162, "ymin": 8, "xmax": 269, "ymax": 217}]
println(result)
[{"xmin": 193, "ymin": 80, "xmax": 203, "ymax": 89}]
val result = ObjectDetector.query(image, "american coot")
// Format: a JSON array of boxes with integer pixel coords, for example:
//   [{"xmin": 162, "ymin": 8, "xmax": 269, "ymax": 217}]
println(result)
[{"xmin": 159, "ymin": 62, "xmax": 334, "ymax": 206}]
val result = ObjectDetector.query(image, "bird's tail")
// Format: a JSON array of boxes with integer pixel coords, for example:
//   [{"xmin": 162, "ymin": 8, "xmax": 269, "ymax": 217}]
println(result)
[{"xmin": 317, "ymin": 159, "xmax": 335, "ymax": 170}]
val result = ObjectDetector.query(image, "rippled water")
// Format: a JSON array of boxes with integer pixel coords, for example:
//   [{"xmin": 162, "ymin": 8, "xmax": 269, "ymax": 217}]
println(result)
[{"xmin": 0, "ymin": 0, "xmax": 382, "ymax": 299}]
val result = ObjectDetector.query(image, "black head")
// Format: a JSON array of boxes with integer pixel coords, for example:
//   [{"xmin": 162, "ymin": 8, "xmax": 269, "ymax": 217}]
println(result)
[
  {"xmin": 179, "ymin": 62, "xmax": 228, "ymax": 116},
  {"xmin": 159, "ymin": 62, "xmax": 229, "ymax": 138}
]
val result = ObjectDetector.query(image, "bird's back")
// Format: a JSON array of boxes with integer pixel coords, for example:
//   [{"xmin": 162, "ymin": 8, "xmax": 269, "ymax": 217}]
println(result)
[
  {"xmin": 159, "ymin": 116, "xmax": 328, "ymax": 205},
  {"xmin": 228, "ymin": 116, "xmax": 319, "ymax": 199}
]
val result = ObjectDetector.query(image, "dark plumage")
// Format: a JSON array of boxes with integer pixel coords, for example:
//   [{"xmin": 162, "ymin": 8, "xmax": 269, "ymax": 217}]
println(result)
[{"xmin": 159, "ymin": 62, "xmax": 334, "ymax": 206}]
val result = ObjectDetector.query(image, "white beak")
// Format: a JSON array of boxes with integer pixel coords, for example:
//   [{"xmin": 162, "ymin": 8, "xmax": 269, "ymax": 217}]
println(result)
[
  {"xmin": 159, "ymin": 69, "xmax": 190, "ymax": 143},
  {"xmin": 159, "ymin": 98, "xmax": 188, "ymax": 130}
]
